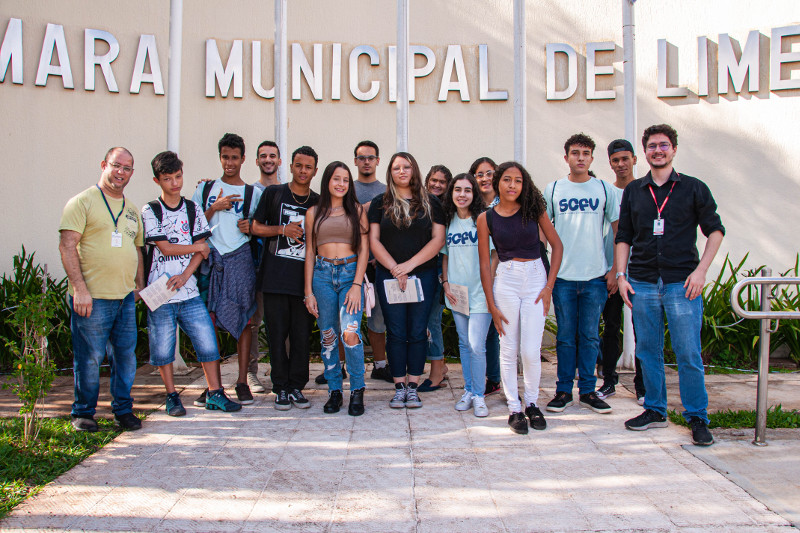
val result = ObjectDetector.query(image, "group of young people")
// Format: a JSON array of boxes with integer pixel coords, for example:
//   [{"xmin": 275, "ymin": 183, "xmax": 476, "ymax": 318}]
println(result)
[{"xmin": 60, "ymin": 123, "xmax": 723, "ymax": 446}]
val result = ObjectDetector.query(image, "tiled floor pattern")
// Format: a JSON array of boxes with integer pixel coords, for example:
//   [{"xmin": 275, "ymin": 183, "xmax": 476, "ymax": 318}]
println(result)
[{"xmin": 1, "ymin": 364, "xmax": 794, "ymax": 532}]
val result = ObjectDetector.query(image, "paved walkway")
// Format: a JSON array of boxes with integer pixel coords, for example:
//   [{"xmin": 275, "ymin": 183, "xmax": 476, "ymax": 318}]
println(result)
[{"xmin": 2, "ymin": 361, "xmax": 798, "ymax": 532}]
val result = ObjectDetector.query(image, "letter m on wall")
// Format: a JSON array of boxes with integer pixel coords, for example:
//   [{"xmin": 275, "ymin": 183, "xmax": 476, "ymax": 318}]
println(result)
[{"xmin": 206, "ymin": 39, "xmax": 242, "ymax": 97}]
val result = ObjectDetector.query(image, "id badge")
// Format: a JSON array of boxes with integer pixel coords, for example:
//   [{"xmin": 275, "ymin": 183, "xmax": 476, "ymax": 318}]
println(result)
[
  {"xmin": 653, "ymin": 218, "xmax": 665, "ymax": 236},
  {"xmin": 111, "ymin": 231, "xmax": 123, "ymax": 247}
]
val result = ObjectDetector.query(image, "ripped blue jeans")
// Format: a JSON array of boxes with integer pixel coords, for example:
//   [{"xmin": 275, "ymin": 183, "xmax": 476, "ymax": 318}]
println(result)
[{"xmin": 312, "ymin": 255, "xmax": 366, "ymax": 391}]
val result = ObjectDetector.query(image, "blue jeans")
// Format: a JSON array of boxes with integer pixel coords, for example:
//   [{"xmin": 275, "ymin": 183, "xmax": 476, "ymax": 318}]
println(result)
[
  {"xmin": 70, "ymin": 293, "xmax": 137, "ymax": 417},
  {"xmin": 426, "ymin": 282, "xmax": 445, "ymax": 361},
  {"xmin": 147, "ymin": 296, "xmax": 220, "ymax": 366},
  {"xmin": 452, "ymin": 311, "xmax": 492, "ymax": 397},
  {"xmin": 313, "ymin": 256, "xmax": 366, "ymax": 391},
  {"xmin": 553, "ymin": 276, "xmax": 607, "ymax": 394},
  {"xmin": 629, "ymin": 277, "xmax": 708, "ymax": 423},
  {"xmin": 485, "ymin": 322, "xmax": 500, "ymax": 382},
  {"xmin": 376, "ymin": 266, "xmax": 438, "ymax": 378}
]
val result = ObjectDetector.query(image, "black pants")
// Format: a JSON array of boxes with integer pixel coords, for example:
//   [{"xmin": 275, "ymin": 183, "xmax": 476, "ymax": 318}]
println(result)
[
  {"xmin": 263, "ymin": 292, "xmax": 313, "ymax": 393},
  {"xmin": 601, "ymin": 290, "xmax": 645, "ymax": 394}
]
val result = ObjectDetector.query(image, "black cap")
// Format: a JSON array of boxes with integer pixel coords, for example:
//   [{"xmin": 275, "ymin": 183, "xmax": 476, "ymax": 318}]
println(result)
[{"xmin": 607, "ymin": 139, "xmax": 635, "ymax": 157}]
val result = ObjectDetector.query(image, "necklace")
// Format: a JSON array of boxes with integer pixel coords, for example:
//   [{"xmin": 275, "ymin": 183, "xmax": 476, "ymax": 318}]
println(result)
[
  {"xmin": 331, "ymin": 206, "xmax": 343, "ymax": 212},
  {"xmin": 289, "ymin": 184, "xmax": 310, "ymax": 205}
]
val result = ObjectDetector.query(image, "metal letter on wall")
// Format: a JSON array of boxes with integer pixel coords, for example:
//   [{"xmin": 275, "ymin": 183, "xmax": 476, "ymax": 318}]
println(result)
[
  {"xmin": 35, "ymin": 23, "xmax": 73, "ymax": 88},
  {"xmin": 698, "ymin": 36, "xmax": 709, "ymax": 96},
  {"xmin": 546, "ymin": 43, "xmax": 577, "ymax": 100},
  {"xmin": 0, "ymin": 18, "xmax": 23, "ymax": 84},
  {"xmin": 84, "ymin": 29, "xmax": 119, "ymax": 92},
  {"xmin": 252, "ymin": 41, "xmax": 275, "ymax": 99},
  {"xmin": 478, "ymin": 44, "xmax": 508, "ymax": 101},
  {"xmin": 349, "ymin": 45, "xmax": 380, "ymax": 101},
  {"xmin": 586, "ymin": 41, "xmax": 615, "ymax": 99},
  {"xmin": 438, "ymin": 44, "xmax": 469, "ymax": 101},
  {"xmin": 770, "ymin": 25, "xmax": 800, "ymax": 91},
  {"xmin": 292, "ymin": 42, "xmax": 323, "ymax": 100},
  {"xmin": 130, "ymin": 34, "xmax": 164, "ymax": 95},
  {"xmin": 657, "ymin": 39, "xmax": 688, "ymax": 97},
  {"xmin": 718, "ymin": 31, "xmax": 760, "ymax": 94},
  {"xmin": 388, "ymin": 45, "xmax": 397, "ymax": 102},
  {"xmin": 205, "ymin": 39, "xmax": 242, "ymax": 98},
  {"xmin": 409, "ymin": 45, "xmax": 435, "ymax": 102},
  {"xmin": 331, "ymin": 43, "xmax": 341, "ymax": 100}
]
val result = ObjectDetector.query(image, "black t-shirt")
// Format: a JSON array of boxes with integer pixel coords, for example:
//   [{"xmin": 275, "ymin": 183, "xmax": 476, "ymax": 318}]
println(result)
[
  {"xmin": 367, "ymin": 193, "xmax": 445, "ymax": 275},
  {"xmin": 253, "ymin": 183, "xmax": 320, "ymax": 296}
]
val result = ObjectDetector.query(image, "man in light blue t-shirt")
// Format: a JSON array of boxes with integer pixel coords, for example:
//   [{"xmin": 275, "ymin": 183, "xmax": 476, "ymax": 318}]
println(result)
[{"xmin": 544, "ymin": 133, "xmax": 618, "ymax": 415}]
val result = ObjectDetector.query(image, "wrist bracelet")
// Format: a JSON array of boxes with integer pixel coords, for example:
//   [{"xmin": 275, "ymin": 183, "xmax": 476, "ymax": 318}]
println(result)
[
  {"xmin": 281, "ymin": 224, "xmax": 286, "ymax": 235},
  {"xmin": 303, "ymin": 294, "xmax": 314, "ymax": 301},
  {"xmin": 543, "ymin": 286, "xmax": 553, "ymax": 291},
  {"xmin": 352, "ymin": 283, "xmax": 362, "ymax": 288}
]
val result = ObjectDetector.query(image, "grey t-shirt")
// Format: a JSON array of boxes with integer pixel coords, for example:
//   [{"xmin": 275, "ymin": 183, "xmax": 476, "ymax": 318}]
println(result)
[{"xmin": 354, "ymin": 179, "xmax": 386, "ymax": 205}]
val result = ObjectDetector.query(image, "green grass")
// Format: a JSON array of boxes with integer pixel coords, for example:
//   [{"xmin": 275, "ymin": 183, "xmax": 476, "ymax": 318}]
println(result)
[
  {"xmin": 0, "ymin": 417, "xmax": 121, "ymax": 519},
  {"xmin": 668, "ymin": 405, "xmax": 800, "ymax": 429}
]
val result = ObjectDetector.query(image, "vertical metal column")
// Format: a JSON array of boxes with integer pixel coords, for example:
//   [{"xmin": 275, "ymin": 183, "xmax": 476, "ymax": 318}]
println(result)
[
  {"xmin": 275, "ymin": 0, "xmax": 288, "ymax": 182},
  {"xmin": 396, "ymin": 0, "xmax": 409, "ymax": 153},
  {"xmin": 620, "ymin": 0, "xmax": 637, "ymax": 369},
  {"xmin": 754, "ymin": 268, "xmax": 773, "ymax": 446},
  {"xmin": 513, "ymin": 0, "xmax": 526, "ymax": 165}
]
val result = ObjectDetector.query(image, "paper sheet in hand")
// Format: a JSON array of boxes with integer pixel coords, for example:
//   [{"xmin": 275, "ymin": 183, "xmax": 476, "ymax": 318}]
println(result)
[
  {"xmin": 139, "ymin": 274, "xmax": 174, "ymax": 311},
  {"xmin": 448, "ymin": 283, "xmax": 470, "ymax": 316},
  {"xmin": 383, "ymin": 276, "xmax": 424, "ymax": 304}
]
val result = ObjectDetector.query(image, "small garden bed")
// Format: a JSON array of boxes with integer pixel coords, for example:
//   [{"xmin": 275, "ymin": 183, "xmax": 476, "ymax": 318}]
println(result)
[{"xmin": 668, "ymin": 405, "xmax": 800, "ymax": 429}]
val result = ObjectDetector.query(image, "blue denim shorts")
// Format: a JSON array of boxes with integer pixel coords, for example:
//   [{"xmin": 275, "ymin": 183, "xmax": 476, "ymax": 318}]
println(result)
[{"xmin": 147, "ymin": 296, "xmax": 220, "ymax": 366}]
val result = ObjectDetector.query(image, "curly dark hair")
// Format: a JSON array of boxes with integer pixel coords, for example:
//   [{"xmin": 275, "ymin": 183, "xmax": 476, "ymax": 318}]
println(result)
[
  {"xmin": 492, "ymin": 162, "xmax": 546, "ymax": 226},
  {"xmin": 442, "ymin": 173, "xmax": 485, "ymax": 225},
  {"xmin": 642, "ymin": 124, "xmax": 678, "ymax": 150},
  {"xmin": 563, "ymin": 133, "xmax": 595, "ymax": 155}
]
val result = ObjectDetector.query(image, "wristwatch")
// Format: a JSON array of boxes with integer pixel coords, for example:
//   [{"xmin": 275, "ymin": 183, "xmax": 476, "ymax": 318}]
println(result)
[{"xmin": 615, "ymin": 272, "xmax": 626, "ymax": 280}]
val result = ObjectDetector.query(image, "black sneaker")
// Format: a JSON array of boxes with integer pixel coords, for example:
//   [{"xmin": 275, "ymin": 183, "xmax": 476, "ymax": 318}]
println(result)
[
  {"xmin": 165, "ymin": 392, "xmax": 186, "ymax": 417},
  {"xmin": 625, "ymin": 409, "xmax": 668, "ymax": 431},
  {"xmin": 315, "ymin": 367, "xmax": 347, "ymax": 385},
  {"xmin": 579, "ymin": 392, "xmax": 612, "ymax": 414},
  {"xmin": 596, "ymin": 383, "xmax": 616, "ymax": 400},
  {"xmin": 484, "ymin": 379, "xmax": 501, "ymax": 396},
  {"xmin": 689, "ymin": 417, "xmax": 714, "ymax": 446},
  {"xmin": 114, "ymin": 412, "xmax": 142, "ymax": 431},
  {"xmin": 193, "ymin": 389, "xmax": 208, "ymax": 407},
  {"xmin": 235, "ymin": 383, "xmax": 254, "ymax": 405},
  {"xmin": 275, "ymin": 390, "xmax": 291, "ymax": 411},
  {"xmin": 546, "ymin": 392, "xmax": 574, "ymax": 412},
  {"xmin": 370, "ymin": 364, "xmax": 394, "ymax": 383},
  {"xmin": 323, "ymin": 390, "xmax": 343, "ymax": 414},
  {"xmin": 525, "ymin": 404, "xmax": 547, "ymax": 431},
  {"xmin": 508, "ymin": 412, "xmax": 529, "ymax": 434},
  {"xmin": 289, "ymin": 388, "xmax": 311, "ymax": 409},
  {"xmin": 348, "ymin": 388, "xmax": 365, "ymax": 416},
  {"xmin": 70, "ymin": 415, "xmax": 98, "ymax": 432}
]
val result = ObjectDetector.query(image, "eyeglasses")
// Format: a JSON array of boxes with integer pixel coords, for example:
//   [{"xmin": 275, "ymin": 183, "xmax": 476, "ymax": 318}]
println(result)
[
  {"xmin": 356, "ymin": 155, "xmax": 377, "ymax": 163},
  {"xmin": 645, "ymin": 142, "xmax": 672, "ymax": 152},
  {"xmin": 475, "ymin": 170, "xmax": 495, "ymax": 179},
  {"xmin": 107, "ymin": 162, "xmax": 134, "ymax": 173}
]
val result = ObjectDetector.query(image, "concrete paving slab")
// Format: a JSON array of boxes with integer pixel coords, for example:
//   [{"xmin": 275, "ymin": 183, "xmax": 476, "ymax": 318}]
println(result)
[{"xmin": 2, "ymin": 360, "xmax": 798, "ymax": 532}]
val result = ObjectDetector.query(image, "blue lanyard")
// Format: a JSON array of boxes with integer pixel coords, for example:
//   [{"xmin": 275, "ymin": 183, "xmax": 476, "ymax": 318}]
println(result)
[{"xmin": 95, "ymin": 185, "xmax": 126, "ymax": 229}]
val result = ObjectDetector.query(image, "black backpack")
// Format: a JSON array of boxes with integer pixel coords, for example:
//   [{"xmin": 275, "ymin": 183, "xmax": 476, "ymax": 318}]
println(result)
[{"xmin": 142, "ymin": 198, "xmax": 198, "ymax": 278}]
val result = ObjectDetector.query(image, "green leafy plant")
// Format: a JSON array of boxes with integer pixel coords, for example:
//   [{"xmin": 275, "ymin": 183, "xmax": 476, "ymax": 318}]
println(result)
[
  {"xmin": 668, "ymin": 405, "xmax": 800, "ymax": 429},
  {"xmin": 1, "ymin": 277, "xmax": 62, "ymax": 445}
]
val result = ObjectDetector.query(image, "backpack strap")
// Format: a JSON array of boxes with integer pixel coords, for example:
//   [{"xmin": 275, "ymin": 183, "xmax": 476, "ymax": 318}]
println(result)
[
  {"xmin": 143, "ymin": 200, "xmax": 164, "ymax": 278},
  {"xmin": 201, "ymin": 180, "xmax": 215, "ymax": 211},
  {"xmin": 243, "ymin": 184, "xmax": 254, "ymax": 219},
  {"xmin": 184, "ymin": 198, "xmax": 197, "ymax": 241},
  {"xmin": 485, "ymin": 207, "xmax": 494, "ymax": 235},
  {"xmin": 550, "ymin": 180, "xmax": 557, "ymax": 222}
]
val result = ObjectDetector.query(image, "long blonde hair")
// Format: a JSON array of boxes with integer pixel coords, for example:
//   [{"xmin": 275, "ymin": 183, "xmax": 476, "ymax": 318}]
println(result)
[{"xmin": 382, "ymin": 152, "xmax": 431, "ymax": 228}]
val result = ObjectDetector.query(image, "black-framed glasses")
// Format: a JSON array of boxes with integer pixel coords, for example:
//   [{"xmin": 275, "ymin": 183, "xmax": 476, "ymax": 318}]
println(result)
[{"xmin": 356, "ymin": 155, "xmax": 377, "ymax": 162}]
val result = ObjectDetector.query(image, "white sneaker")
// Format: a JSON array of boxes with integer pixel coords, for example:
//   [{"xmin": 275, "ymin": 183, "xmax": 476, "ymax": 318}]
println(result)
[
  {"xmin": 247, "ymin": 371, "xmax": 266, "ymax": 393},
  {"xmin": 455, "ymin": 391, "xmax": 474, "ymax": 411},
  {"xmin": 472, "ymin": 396, "xmax": 489, "ymax": 417}
]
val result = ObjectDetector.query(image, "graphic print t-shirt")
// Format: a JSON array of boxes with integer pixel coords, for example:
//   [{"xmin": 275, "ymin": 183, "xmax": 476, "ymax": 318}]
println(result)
[
  {"xmin": 544, "ymin": 177, "xmax": 619, "ymax": 281},
  {"xmin": 441, "ymin": 215, "xmax": 493, "ymax": 314},
  {"xmin": 142, "ymin": 198, "xmax": 212, "ymax": 304},
  {"xmin": 253, "ymin": 183, "xmax": 320, "ymax": 296},
  {"xmin": 191, "ymin": 180, "xmax": 262, "ymax": 256}
]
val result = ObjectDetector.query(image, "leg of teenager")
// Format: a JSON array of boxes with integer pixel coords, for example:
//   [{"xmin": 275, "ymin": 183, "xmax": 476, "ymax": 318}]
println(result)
[
  {"xmin": 425, "ymin": 282, "xmax": 447, "ymax": 384},
  {"xmin": 287, "ymin": 295, "xmax": 313, "ymax": 391},
  {"xmin": 405, "ymin": 268, "xmax": 439, "ymax": 384},
  {"xmin": 629, "ymin": 279, "xmax": 668, "ymax": 417},
  {"xmin": 452, "ymin": 312, "xmax": 474, "ymax": 394},
  {"xmin": 493, "ymin": 262, "xmax": 524, "ymax": 414},
  {"xmin": 338, "ymin": 263, "xmax": 366, "ymax": 391},
  {"xmin": 200, "ymin": 361, "xmax": 221, "ymax": 390},
  {"xmin": 107, "ymin": 293, "xmax": 138, "ymax": 417},
  {"xmin": 314, "ymin": 261, "xmax": 343, "ymax": 391},
  {"xmin": 485, "ymin": 323, "xmax": 501, "ymax": 384},
  {"xmin": 248, "ymin": 292, "xmax": 263, "ymax": 374},
  {"xmin": 467, "ymin": 313, "xmax": 492, "ymax": 400},
  {"xmin": 576, "ymin": 277, "xmax": 607, "ymax": 395},
  {"xmin": 519, "ymin": 260, "xmax": 547, "ymax": 408},
  {"xmin": 663, "ymin": 282, "xmax": 709, "ymax": 424},
  {"xmin": 601, "ymin": 291, "xmax": 624, "ymax": 385},
  {"xmin": 264, "ymin": 292, "xmax": 291, "ymax": 393},
  {"xmin": 179, "ymin": 297, "xmax": 223, "ymax": 391},
  {"xmin": 552, "ymin": 279, "xmax": 578, "ymax": 395},
  {"xmin": 634, "ymin": 357, "xmax": 646, "ymax": 396},
  {"xmin": 236, "ymin": 327, "xmax": 251, "ymax": 384},
  {"xmin": 148, "ymin": 301, "xmax": 179, "ymax": 393},
  {"xmin": 376, "ymin": 267, "xmax": 409, "ymax": 382}
]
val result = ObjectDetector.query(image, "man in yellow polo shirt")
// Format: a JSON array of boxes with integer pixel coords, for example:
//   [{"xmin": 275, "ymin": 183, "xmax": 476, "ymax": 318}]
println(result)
[{"xmin": 59, "ymin": 147, "xmax": 145, "ymax": 432}]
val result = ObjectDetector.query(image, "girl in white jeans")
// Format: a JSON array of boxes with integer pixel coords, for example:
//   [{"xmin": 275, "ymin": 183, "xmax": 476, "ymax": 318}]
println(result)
[{"xmin": 477, "ymin": 162, "xmax": 563, "ymax": 435}]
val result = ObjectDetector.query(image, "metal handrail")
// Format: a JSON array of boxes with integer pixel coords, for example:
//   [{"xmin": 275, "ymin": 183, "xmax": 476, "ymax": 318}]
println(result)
[{"xmin": 729, "ymin": 269, "xmax": 800, "ymax": 446}]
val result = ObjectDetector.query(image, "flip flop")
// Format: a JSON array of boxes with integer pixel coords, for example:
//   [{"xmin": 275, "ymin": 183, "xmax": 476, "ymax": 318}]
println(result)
[{"xmin": 416, "ymin": 378, "xmax": 448, "ymax": 392}]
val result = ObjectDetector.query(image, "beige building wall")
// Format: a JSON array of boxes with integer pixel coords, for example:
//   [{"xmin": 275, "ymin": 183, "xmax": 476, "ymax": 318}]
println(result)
[{"xmin": 1, "ymin": 1, "xmax": 798, "ymax": 277}]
